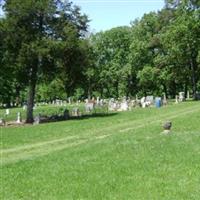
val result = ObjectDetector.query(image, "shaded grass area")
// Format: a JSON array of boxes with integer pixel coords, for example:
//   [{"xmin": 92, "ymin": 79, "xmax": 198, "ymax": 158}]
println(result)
[
  {"xmin": 0, "ymin": 103, "xmax": 108, "ymax": 122},
  {"xmin": 1, "ymin": 101, "xmax": 200, "ymax": 199}
]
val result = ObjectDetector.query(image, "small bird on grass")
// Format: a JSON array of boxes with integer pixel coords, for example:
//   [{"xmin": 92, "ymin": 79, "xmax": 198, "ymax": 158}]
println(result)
[{"xmin": 163, "ymin": 121, "xmax": 172, "ymax": 134}]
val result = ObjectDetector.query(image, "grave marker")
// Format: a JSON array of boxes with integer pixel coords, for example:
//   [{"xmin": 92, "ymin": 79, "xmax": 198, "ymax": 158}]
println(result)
[
  {"xmin": 5, "ymin": 109, "xmax": 10, "ymax": 115},
  {"xmin": 16, "ymin": 112, "xmax": 22, "ymax": 123},
  {"xmin": 0, "ymin": 118, "xmax": 6, "ymax": 126},
  {"xmin": 179, "ymin": 92, "xmax": 185, "ymax": 102}
]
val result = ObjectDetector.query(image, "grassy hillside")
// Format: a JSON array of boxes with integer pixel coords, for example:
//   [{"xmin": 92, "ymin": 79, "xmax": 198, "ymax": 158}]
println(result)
[{"xmin": 1, "ymin": 102, "xmax": 200, "ymax": 199}]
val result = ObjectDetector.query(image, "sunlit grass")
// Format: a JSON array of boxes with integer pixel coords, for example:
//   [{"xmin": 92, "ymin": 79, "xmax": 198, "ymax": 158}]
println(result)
[{"xmin": 1, "ymin": 101, "xmax": 200, "ymax": 199}]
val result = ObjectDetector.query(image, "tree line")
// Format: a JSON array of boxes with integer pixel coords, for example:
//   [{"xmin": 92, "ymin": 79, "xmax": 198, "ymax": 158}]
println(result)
[
  {"xmin": 87, "ymin": 0, "xmax": 200, "ymax": 99},
  {"xmin": 0, "ymin": 0, "xmax": 200, "ymax": 122}
]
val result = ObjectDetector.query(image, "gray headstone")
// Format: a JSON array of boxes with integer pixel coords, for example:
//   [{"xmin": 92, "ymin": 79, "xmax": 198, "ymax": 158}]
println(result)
[
  {"xmin": 146, "ymin": 96, "xmax": 154, "ymax": 104},
  {"xmin": 179, "ymin": 92, "xmax": 185, "ymax": 102},
  {"xmin": 85, "ymin": 102, "xmax": 94, "ymax": 113},
  {"xmin": 72, "ymin": 107, "xmax": 80, "ymax": 116},
  {"xmin": 0, "ymin": 118, "xmax": 6, "ymax": 126},
  {"xmin": 63, "ymin": 109, "xmax": 69, "ymax": 119},
  {"xmin": 163, "ymin": 93, "xmax": 167, "ymax": 105},
  {"xmin": 23, "ymin": 105, "xmax": 27, "ymax": 110},
  {"xmin": 34, "ymin": 114, "xmax": 41, "ymax": 124}
]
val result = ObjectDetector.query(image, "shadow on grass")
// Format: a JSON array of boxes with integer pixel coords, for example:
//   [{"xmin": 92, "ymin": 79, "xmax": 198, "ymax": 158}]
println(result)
[
  {"xmin": 32, "ymin": 112, "xmax": 119, "ymax": 126},
  {"xmin": 70, "ymin": 112, "xmax": 118, "ymax": 120},
  {"xmin": 1, "ymin": 112, "xmax": 118, "ymax": 127}
]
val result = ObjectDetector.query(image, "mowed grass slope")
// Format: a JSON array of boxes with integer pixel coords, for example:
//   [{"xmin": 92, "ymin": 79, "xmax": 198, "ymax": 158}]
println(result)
[{"xmin": 1, "ymin": 102, "xmax": 200, "ymax": 200}]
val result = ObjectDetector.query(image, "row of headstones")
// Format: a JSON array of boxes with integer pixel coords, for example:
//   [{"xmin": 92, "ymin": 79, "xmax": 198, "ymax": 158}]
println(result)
[
  {"xmin": 0, "ymin": 109, "xmax": 72, "ymax": 126},
  {"xmin": 21, "ymin": 99, "xmax": 82, "ymax": 109},
  {"xmin": 108, "ymin": 98, "xmax": 131, "ymax": 111},
  {"xmin": 0, "ymin": 96, "xmax": 160, "ymax": 126},
  {"xmin": 140, "ymin": 96, "xmax": 165, "ymax": 108},
  {"xmin": 1, "ymin": 92, "xmax": 198, "ymax": 122},
  {"xmin": 139, "ymin": 92, "xmax": 192, "ymax": 108},
  {"xmin": 0, "ymin": 92, "xmax": 192, "ymax": 117},
  {"xmin": 175, "ymin": 91, "xmax": 200, "ymax": 103},
  {"xmin": 2, "ymin": 90, "xmax": 200, "ymax": 109},
  {"xmin": 84, "ymin": 97, "xmax": 136, "ymax": 112},
  {"xmin": 107, "ymin": 95, "xmax": 166, "ymax": 111}
]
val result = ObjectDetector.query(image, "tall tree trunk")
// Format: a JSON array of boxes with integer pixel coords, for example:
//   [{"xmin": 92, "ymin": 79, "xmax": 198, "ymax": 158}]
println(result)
[
  {"xmin": 126, "ymin": 75, "xmax": 132, "ymax": 97},
  {"xmin": 171, "ymin": 80, "xmax": 177, "ymax": 99},
  {"xmin": 26, "ymin": 12, "xmax": 43, "ymax": 123},
  {"xmin": 190, "ymin": 58, "xmax": 197, "ymax": 100},
  {"xmin": 163, "ymin": 84, "xmax": 168, "ymax": 98},
  {"xmin": 115, "ymin": 81, "xmax": 119, "ymax": 98},
  {"xmin": 184, "ymin": 83, "xmax": 188, "ymax": 99},
  {"xmin": 88, "ymin": 79, "xmax": 91, "ymax": 100},
  {"xmin": 15, "ymin": 85, "xmax": 20, "ymax": 107},
  {"xmin": 26, "ymin": 67, "xmax": 37, "ymax": 123},
  {"xmin": 100, "ymin": 85, "xmax": 103, "ymax": 98},
  {"xmin": 107, "ymin": 86, "xmax": 110, "ymax": 97},
  {"xmin": 126, "ymin": 89, "xmax": 129, "ymax": 98}
]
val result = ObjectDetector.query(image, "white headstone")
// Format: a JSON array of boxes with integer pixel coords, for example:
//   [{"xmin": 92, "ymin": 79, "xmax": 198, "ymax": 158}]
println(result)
[
  {"xmin": 163, "ymin": 93, "xmax": 167, "ymax": 105},
  {"xmin": 175, "ymin": 95, "xmax": 179, "ymax": 104},
  {"xmin": 100, "ymin": 99, "xmax": 103, "ymax": 106},
  {"xmin": 16, "ymin": 112, "xmax": 22, "ymax": 123},
  {"xmin": 179, "ymin": 92, "xmax": 185, "ymax": 102},
  {"xmin": 120, "ymin": 101, "xmax": 128, "ymax": 111},
  {"xmin": 187, "ymin": 91, "xmax": 190, "ymax": 100},
  {"xmin": 5, "ymin": 109, "xmax": 10, "ymax": 115},
  {"xmin": 140, "ymin": 97, "xmax": 146, "ymax": 108},
  {"xmin": 96, "ymin": 97, "xmax": 100, "ymax": 106}
]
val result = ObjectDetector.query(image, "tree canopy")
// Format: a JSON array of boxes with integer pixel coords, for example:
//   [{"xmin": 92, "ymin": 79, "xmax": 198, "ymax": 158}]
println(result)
[{"xmin": 1, "ymin": 0, "xmax": 89, "ymax": 122}]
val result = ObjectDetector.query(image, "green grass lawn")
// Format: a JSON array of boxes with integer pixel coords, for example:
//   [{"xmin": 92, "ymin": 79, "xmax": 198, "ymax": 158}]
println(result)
[{"xmin": 1, "ymin": 101, "xmax": 200, "ymax": 200}]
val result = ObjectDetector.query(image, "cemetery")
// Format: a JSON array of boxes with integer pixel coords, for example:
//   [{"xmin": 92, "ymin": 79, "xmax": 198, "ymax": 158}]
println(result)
[
  {"xmin": 1, "ymin": 93, "xmax": 197, "ymax": 126},
  {"xmin": 1, "ymin": 0, "xmax": 200, "ymax": 199}
]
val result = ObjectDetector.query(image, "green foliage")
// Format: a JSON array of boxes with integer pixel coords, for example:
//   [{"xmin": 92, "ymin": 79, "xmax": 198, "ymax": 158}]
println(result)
[
  {"xmin": 85, "ymin": 10, "xmax": 181, "ymax": 98},
  {"xmin": 137, "ymin": 66, "xmax": 160, "ymax": 95},
  {"xmin": 36, "ymin": 79, "xmax": 66, "ymax": 102},
  {"xmin": 1, "ymin": 0, "xmax": 89, "ymax": 121},
  {"xmin": 73, "ymin": 88, "xmax": 85, "ymax": 100},
  {"xmin": 87, "ymin": 26, "xmax": 132, "ymax": 98}
]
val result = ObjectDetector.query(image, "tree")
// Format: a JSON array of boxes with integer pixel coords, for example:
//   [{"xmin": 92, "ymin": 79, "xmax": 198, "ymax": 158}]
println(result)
[
  {"xmin": 160, "ymin": 4, "xmax": 200, "ymax": 99},
  {"xmin": 137, "ymin": 66, "xmax": 159, "ymax": 95},
  {"xmin": 88, "ymin": 26, "xmax": 132, "ymax": 98},
  {"xmin": 129, "ymin": 12, "xmax": 162, "ymax": 95},
  {"xmin": 2, "ymin": 0, "xmax": 88, "ymax": 122}
]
